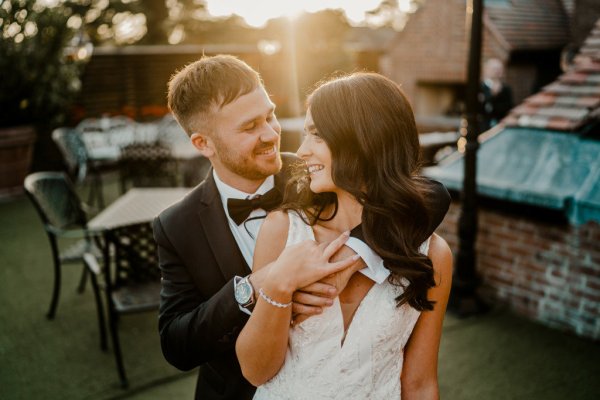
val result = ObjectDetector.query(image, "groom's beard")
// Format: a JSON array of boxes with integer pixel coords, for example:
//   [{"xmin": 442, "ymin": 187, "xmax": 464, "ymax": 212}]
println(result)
[{"xmin": 212, "ymin": 139, "xmax": 282, "ymax": 181}]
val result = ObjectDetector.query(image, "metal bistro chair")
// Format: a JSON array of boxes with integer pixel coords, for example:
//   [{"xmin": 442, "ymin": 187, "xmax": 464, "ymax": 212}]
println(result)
[
  {"xmin": 83, "ymin": 221, "xmax": 161, "ymax": 388},
  {"xmin": 118, "ymin": 141, "xmax": 178, "ymax": 193},
  {"xmin": 52, "ymin": 127, "xmax": 112, "ymax": 208},
  {"xmin": 23, "ymin": 172, "xmax": 107, "ymax": 347},
  {"xmin": 157, "ymin": 113, "xmax": 211, "ymax": 186}
]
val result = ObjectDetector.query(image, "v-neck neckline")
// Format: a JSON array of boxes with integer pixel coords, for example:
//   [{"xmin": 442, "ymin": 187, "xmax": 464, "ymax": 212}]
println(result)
[
  {"xmin": 303, "ymin": 216, "xmax": 379, "ymax": 350},
  {"xmin": 337, "ymin": 282, "xmax": 377, "ymax": 348}
]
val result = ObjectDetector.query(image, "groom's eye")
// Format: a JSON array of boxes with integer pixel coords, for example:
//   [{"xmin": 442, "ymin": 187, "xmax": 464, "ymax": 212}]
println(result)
[{"xmin": 243, "ymin": 122, "xmax": 257, "ymax": 131}]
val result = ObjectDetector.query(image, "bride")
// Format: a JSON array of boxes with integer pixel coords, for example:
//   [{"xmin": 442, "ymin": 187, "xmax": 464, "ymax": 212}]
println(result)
[{"xmin": 236, "ymin": 72, "xmax": 452, "ymax": 399}]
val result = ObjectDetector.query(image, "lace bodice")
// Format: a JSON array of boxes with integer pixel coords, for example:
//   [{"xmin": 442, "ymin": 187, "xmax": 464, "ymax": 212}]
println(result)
[{"xmin": 254, "ymin": 212, "xmax": 426, "ymax": 400}]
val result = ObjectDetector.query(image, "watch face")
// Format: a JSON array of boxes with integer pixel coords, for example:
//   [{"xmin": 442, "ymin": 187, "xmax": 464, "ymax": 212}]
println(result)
[{"xmin": 235, "ymin": 279, "xmax": 252, "ymax": 304}]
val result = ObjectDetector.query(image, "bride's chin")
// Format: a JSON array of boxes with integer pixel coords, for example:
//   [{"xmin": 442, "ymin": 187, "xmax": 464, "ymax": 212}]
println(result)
[{"xmin": 309, "ymin": 183, "xmax": 323, "ymax": 193}]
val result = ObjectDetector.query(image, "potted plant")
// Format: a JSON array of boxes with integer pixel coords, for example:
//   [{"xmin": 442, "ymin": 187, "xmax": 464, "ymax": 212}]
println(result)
[{"xmin": 0, "ymin": 0, "xmax": 90, "ymax": 196}]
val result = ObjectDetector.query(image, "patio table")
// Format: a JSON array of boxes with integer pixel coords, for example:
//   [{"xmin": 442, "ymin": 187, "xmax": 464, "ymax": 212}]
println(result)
[{"xmin": 88, "ymin": 187, "xmax": 191, "ymax": 231}]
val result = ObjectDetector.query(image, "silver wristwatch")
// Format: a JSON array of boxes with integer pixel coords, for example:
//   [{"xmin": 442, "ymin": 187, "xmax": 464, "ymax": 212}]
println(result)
[{"xmin": 234, "ymin": 276, "xmax": 255, "ymax": 310}]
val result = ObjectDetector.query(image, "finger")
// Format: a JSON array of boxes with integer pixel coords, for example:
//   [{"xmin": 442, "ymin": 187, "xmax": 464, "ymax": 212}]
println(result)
[
  {"xmin": 292, "ymin": 302, "xmax": 322, "ymax": 316},
  {"xmin": 292, "ymin": 314, "xmax": 310, "ymax": 326},
  {"xmin": 298, "ymin": 282, "xmax": 337, "ymax": 297},
  {"xmin": 322, "ymin": 231, "xmax": 350, "ymax": 260},
  {"xmin": 325, "ymin": 253, "xmax": 361, "ymax": 276},
  {"xmin": 293, "ymin": 291, "xmax": 334, "ymax": 307}
]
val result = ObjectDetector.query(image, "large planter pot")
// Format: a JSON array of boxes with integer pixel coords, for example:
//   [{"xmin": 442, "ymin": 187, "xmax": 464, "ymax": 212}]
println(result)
[{"xmin": 0, "ymin": 125, "xmax": 37, "ymax": 197}]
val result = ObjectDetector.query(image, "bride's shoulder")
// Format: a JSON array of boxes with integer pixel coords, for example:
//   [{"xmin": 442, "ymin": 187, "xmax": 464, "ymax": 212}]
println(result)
[
  {"xmin": 427, "ymin": 233, "xmax": 453, "ymax": 286},
  {"xmin": 260, "ymin": 210, "xmax": 290, "ymax": 237},
  {"xmin": 254, "ymin": 211, "xmax": 291, "ymax": 270},
  {"xmin": 263, "ymin": 210, "xmax": 290, "ymax": 231}
]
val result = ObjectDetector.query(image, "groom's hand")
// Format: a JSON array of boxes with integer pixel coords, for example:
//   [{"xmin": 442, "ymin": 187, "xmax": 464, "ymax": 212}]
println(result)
[
  {"xmin": 321, "ymin": 245, "xmax": 366, "ymax": 293},
  {"xmin": 292, "ymin": 245, "xmax": 365, "ymax": 325}
]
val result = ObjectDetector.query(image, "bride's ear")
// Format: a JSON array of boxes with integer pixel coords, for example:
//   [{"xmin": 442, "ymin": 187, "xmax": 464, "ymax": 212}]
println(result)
[{"xmin": 191, "ymin": 132, "xmax": 215, "ymax": 158}]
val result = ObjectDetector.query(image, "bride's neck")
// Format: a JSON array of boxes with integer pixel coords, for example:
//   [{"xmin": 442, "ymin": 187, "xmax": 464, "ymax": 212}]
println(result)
[{"xmin": 321, "ymin": 191, "xmax": 362, "ymax": 232}]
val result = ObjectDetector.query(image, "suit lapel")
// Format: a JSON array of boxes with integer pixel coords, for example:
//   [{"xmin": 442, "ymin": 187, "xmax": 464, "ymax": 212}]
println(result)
[{"xmin": 196, "ymin": 173, "xmax": 250, "ymax": 281}]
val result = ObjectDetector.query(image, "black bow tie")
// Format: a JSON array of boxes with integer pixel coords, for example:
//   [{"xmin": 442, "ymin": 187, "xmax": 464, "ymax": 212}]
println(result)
[{"xmin": 227, "ymin": 187, "xmax": 282, "ymax": 225}]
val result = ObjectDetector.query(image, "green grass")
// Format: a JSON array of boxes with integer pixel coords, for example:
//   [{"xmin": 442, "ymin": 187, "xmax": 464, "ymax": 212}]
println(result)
[{"xmin": 0, "ymin": 182, "xmax": 194, "ymax": 399}]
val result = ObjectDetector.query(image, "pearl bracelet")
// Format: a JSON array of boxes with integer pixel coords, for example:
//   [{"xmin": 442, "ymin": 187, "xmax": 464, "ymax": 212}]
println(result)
[{"xmin": 258, "ymin": 288, "xmax": 292, "ymax": 308}]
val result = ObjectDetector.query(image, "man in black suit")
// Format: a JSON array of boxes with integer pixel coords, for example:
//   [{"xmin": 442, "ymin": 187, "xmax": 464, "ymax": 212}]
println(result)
[{"xmin": 154, "ymin": 55, "xmax": 450, "ymax": 399}]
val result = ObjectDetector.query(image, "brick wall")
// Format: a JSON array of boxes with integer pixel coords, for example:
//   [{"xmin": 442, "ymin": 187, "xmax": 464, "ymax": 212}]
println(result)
[{"xmin": 437, "ymin": 201, "xmax": 600, "ymax": 340}]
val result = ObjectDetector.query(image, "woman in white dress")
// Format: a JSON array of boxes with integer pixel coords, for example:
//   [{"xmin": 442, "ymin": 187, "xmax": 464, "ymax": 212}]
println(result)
[{"xmin": 236, "ymin": 73, "xmax": 453, "ymax": 399}]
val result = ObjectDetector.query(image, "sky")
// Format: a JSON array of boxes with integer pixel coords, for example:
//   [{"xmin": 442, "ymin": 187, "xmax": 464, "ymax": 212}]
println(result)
[{"xmin": 204, "ymin": 0, "xmax": 413, "ymax": 27}]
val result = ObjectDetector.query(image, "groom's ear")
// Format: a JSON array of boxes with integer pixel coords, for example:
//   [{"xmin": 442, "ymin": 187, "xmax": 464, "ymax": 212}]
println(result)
[{"xmin": 191, "ymin": 132, "xmax": 215, "ymax": 158}]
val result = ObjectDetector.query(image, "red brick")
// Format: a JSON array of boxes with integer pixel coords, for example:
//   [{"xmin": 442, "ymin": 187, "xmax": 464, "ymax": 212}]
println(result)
[
  {"xmin": 506, "ymin": 245, "xmax": 533, "ymax": 258},
  {"xmin": 485, "ymin": 274, "xmax": 514, "ymax": 287},
  {"xmin": 521, "ymin": 237, "xmax": 552, "ymax": 251},
  {"xmin": 572, "ymin": 265, "xmax": 599, "ymax": 277},
  {"xmin": 586, "ymin": 278, "xmax": 600, "ymax": 291},
  {"xmin": 583, "ymin": 303, "xmax": 599, "ymax": 315}
]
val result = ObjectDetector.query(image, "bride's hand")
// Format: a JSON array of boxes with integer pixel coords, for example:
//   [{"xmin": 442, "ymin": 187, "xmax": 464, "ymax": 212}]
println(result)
[{"xmin": 263, "ymin": 231, "xmax": 359, "ymax": 301}]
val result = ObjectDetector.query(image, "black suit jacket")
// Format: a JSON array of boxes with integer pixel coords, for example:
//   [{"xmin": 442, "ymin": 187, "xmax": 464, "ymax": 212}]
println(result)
[{"xmin": 153, "ymin": 153, "xmax": 450, "ymax": 400}]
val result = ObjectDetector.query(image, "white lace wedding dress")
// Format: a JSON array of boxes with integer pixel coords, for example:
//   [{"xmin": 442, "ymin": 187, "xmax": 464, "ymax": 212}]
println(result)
[{"xmin": 253, "ymin": 212, "xmax": 429, "ymax": 400}]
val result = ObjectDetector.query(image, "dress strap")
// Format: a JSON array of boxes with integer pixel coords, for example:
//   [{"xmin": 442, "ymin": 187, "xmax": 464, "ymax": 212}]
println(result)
[
  {"xmin": 419, "ymin": 236, "xmax": 431, "ymax": 256},
  {"xmin": 286, "ymin": 210, "xmax": 315, "ymax": 247}
]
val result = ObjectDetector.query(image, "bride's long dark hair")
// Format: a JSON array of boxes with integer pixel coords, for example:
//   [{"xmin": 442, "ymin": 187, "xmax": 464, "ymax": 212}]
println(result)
[{"xmin": 282, "ymin": 73, "xmax": 437, "ymax": 311}]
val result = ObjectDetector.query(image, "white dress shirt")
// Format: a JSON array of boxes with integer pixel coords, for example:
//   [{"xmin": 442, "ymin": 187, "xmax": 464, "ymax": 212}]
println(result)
[{"xmin": 213, "ymin": 170, "xmax": 274, "ymax": 269}]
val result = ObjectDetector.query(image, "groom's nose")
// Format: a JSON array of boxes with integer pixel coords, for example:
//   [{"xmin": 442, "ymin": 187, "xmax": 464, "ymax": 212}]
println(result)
[{"xmin": 260, "ymin": 121, "xmax": 280, "ymax": 143}]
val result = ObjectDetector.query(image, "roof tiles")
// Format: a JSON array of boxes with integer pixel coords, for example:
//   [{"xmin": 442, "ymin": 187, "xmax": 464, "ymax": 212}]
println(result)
[
  {"xmin": 504, "ymin": 20, "xmax": 600, "ymax": 132},
  {"xmin": 485, "ymin": 0, "xmax": 571, "ymax": 50}
]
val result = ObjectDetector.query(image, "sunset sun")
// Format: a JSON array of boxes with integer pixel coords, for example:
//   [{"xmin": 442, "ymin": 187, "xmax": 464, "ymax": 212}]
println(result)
[{"xmin": 205, "ymin": 0, "xmax": 412, "ymax": 27}]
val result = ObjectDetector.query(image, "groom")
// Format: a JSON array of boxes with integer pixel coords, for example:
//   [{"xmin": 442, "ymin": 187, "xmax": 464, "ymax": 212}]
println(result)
[{"xmin": 153, "ymin": 55, "xmax": 450, "ymax": 400}]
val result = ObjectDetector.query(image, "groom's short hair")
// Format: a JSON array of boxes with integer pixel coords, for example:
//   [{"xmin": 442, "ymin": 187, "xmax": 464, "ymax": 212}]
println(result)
[{"xmin": 167, "ymin": 54, "xmax": 263, "ymax": 136}]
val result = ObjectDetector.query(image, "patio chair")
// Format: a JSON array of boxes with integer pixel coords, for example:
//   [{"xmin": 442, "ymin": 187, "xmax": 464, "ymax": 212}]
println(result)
[
  {"xmin": 83, "ymin": 221, "xmax": 161, "ymax": 388},
  {"xmin": 156, "ymin": 113, "xmax": 211, "ymax": 187},
  {"xmin": 118, "ymin": 141, "xmax": 178, "ymax": 192},
  {"xmin": 52, "ymin": 127, "xmax": 113, "ymax": 208},
  {"xmin": 23, "ymin": 172, "xmax": 107, "ymax": 348}
]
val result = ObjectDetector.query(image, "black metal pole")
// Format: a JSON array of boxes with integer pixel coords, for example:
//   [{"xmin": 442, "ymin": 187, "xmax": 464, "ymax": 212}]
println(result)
[{"xmin": 449, "ymin": 0, "xmax": 488, "ymax": 316}]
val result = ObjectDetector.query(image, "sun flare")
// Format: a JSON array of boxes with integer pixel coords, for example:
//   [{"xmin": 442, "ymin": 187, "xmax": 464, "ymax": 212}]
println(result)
[{"xmin": 205, "ymin": 0, "xmax": 410, "ymax": 27}]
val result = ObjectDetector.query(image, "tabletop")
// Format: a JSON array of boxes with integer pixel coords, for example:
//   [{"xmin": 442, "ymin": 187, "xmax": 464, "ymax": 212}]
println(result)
[{"xmin": 88, "ymin": 188, "xmax": 191, "ymax": 231}]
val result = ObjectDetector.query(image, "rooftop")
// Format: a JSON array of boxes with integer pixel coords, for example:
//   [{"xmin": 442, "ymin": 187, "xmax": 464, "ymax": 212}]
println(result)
[
  {"xmin": 503, "ymin": 19, "xmax": 600, "ymax": 131},
  {"xmin": 485, "ymin": 0, "xmax": 571, "ymax": 51},
  {"xmin": 425, "ymin": 127, "xmax": 600, "ymax": 224},
  {"xmin": 425, "ymin": 18, "xmax": 600, "ymax": 225}
]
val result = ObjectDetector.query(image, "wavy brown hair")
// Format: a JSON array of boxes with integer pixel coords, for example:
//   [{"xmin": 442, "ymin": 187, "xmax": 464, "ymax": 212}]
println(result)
[{"xmin": 283, "ymin": 73, "xmax": 437, "ymax": 311}]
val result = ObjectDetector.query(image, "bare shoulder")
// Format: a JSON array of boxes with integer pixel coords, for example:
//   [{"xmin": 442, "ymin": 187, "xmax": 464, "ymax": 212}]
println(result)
[
  {"xmin": 257, "ymin": 210, "xmax": 290, "ymax": 245},
  {"xmin": 253, "ymin": 210, "xmax": 290, "ymax": 270},
  {"xmin": 261, "ymin": 210, "xmax": 290, "ymax": 236},
  {"xmin": 427, "ymin": 233, "xmax": 453, "ymax": 286}
]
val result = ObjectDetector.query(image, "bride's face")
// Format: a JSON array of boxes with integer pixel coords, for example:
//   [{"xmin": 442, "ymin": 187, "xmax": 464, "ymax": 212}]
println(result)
[{"xmin": 297, "ymin": 109, "xmax": 335, "ymax": 194}]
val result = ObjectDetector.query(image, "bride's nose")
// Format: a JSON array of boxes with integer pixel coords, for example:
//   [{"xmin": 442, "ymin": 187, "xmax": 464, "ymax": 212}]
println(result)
[{"xmin": 296, "ymin": 136, "xmax": 311, "ymax": 159}]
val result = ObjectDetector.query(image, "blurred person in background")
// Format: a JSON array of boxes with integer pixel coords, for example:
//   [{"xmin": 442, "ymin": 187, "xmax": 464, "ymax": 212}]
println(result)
[{"xmin": 480, "ymin": 58, "xmax": 513, "ymax": 132}]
